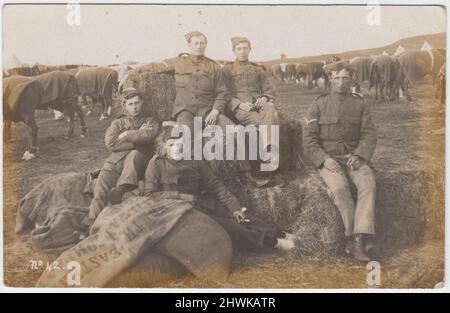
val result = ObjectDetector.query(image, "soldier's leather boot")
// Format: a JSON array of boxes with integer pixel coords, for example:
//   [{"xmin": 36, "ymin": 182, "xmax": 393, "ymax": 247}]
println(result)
[
  {"xmin": 365, "ymin": 237, "xmax": 376, "ymax": 253},
  {"xmin": 344, "ymin": 236, "xmax": 353, "ymax": 255},
  {"xmin": 109, "ymin": 187, "xmax": 124, "ymax": 205},
  {"xmin": 351, "ymin": 234, "xmax": 371, "ymax": 262}
]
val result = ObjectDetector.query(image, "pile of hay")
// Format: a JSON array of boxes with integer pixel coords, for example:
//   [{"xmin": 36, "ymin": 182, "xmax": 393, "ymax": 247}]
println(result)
[
  {"xmin": 120, "ymin": 69, "xmax": 429, "ymax": 257},
  {"xmin": 119, "ymin": 68, "xmax": 176, "ymax": 121},
  {"xmin": 374, "ymin": 168, "xmax": 434, "ymax": 247}
]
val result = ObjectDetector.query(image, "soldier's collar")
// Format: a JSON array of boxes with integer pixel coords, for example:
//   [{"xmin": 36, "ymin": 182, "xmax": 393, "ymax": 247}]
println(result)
[
  {"xmin": 189, "ymin": 54, "xmax": 205, "ymax": 64},
  {"xmin": 331, "ymin": 91, "xmax": 350, "ymax": 103}
]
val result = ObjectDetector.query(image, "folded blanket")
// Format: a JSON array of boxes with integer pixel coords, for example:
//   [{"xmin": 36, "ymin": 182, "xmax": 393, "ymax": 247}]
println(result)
[{"xmin": 15, "ymin": 172, "xmax": 95, "ymax": 252}]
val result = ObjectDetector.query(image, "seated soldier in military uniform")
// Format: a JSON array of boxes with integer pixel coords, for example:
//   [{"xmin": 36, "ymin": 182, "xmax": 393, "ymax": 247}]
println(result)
[
  {"xmin": 222, "ymin": 37, "xmax": 279, "ymax": 183},
  {"xmin": 143, "ymin": 122, "xmax": 296, "ymax": 252},
  {"xmin": 88, "ymin": 88, "xmax": 160, "ymax": 224},
  {"xmin": 303, "ymin": 63, "xmax": 378, "ymax": 262},
  {"xmin": 222, "ymin": 37, "xmax": 278, "ymax": 155}
]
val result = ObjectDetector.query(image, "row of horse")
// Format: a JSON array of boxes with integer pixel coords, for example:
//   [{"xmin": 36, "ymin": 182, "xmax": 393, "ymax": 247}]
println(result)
[
  {"xmin": 269, "ymin": 49, "xmax": 446, "ymax": 102},
  {"xmin": 3, "ymin": 66, "xmax": 119, "ymax": 160}
]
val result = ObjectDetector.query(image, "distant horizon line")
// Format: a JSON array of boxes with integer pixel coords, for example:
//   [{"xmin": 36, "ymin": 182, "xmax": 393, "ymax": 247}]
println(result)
[{"xmin": 3, "ymin": 30, "xmax": 445, "ymax": 69}]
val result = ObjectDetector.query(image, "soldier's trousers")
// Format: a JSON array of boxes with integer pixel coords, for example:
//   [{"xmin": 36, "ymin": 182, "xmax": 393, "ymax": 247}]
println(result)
[
  {"xmin": 234, "ymin": 102, "xmax": 279, "ymax": 149},
  {"xmin": 318, "ymin": 163, "xmax": 376, "ymax": 236},
  {"xmin": 175, "ymin": 110, "xmax": 252, "ymax": 171},
  {"xmin": 89, "ymin": 150, "xmax": 149, "ymax": 220}
]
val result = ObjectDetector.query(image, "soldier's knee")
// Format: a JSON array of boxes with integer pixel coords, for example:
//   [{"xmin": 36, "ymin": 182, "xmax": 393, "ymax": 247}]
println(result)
[
  {"xmin": 325, "ymin": 177, "xmax": 350, "ymax": 199},
  {"xmin": 265, "ymin": 101, "xmax": 275, "ymax": 109},
  {"xmin": 127, "ymin": 149, "xmax": 140, "ymax": 157},
  {"xmin": 331, "ymin": 185, "xmax": 350, "ymax": 198},
  {"xmin": 360, "ymin": 177, "xmax": 376, "ymax": 194},
  {"xmin": 356, "ymin": 167, "xmax": 376, "ymax": 192}
]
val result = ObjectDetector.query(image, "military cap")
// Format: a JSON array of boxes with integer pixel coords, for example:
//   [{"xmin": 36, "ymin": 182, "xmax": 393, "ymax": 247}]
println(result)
[
  {"xmin": 185, "ymin": 31, "xmax": 207, "ymax": 43},
  {"xmin": 231, "ymin": 37, "xmax": 251, "ymax": 50},
  {"xmin": 122, "ymin": 87, "xmax": 144, "ymax": 100}
]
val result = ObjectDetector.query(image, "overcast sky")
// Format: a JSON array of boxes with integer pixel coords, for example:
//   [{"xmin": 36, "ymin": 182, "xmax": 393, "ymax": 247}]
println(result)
[{"xmin": 2, "ymin": 4, "xmax": 446, "ymax": 67}]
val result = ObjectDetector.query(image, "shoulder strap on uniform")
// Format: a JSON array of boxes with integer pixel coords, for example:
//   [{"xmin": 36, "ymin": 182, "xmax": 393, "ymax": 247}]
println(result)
[
  {"xmin": 351, "ymin": 92, "xmax": 364, "ymax": 99},
  {"xmin": 314, "ymin": 92, "xmax": 330, "ymax": 101},
  {"xmin": 203, "ymin": 56, "xmax": 219, "ymax": 64}
]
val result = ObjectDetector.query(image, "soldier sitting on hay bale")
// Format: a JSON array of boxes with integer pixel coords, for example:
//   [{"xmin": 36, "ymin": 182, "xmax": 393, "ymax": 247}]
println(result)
[
  {"xmin": 88, "ymin": 88, "xmax": 160, "ymax": 225},
  {"xmin": 303, "ymin": 62, "xmax": 378, "ymax": 262},
  {"xmin": 222, "ymin": 36, "xmax": 280, "ymax": 186}
]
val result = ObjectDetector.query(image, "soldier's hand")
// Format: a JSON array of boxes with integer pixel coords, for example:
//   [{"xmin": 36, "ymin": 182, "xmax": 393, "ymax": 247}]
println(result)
[
  {"xmin": 118, "ymin": 131, "xmax": 128, "ymax": 139},
  {"xmin": 254, "ymin": 97, "xmax": 268, "ymax": 110},
  {"xmin": 139, "ymin": 123, "xmax": 152, "ymax": 130},
  {"xmin": 233, "ymin": 209, "xmax": 247, "ymax": 223},
  {"xmin": 324, "ymin": 158, "xmax": 342, "ymax": 174},
  {"xmin": 347, "ymin": 155, "xmax": 361, "ymax": 170},
  {"xmin": 205, "ymin": 109, "xmax": 219, "ymax": 126},
  {"xmin": 238, "ymin": 102, "xmax": 253, "ymax": 112},
  {"xmin": 178, "ymin": 192, "xmax": 194, "ymax": 202}
]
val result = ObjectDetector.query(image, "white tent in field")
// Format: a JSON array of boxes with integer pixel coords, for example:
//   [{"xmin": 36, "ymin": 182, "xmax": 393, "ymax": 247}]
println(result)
[
  {"xmin": 4, "ymin": 54, "xmax": 23, "ymax": 69},
  {"xmin": 421, "ymin": 41, "xmax": 433, "ymax": 51},
  {"xmin": 393, "ymin": 45, "xmax": 406, "ymax": 56},
  {"xmin": 382, "ymin": 50, "xmax": 389, "ymax": 55}
]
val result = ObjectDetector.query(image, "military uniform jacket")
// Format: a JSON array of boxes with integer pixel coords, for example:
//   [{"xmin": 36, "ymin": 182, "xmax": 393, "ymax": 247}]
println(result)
[
  {"xmin": 144, "ymin": 158, "xmax": 242, "ymax": 213},
  {"xmin": 222, "ymin": 60, "xmax": 276, "ymax": 112},
  {"xmin": 104, "ymin": 114, "xmax": 160, "ymax": 164},
  {"xmin": 163, "ymin": 54, "xmax": 229, "ymax": 118},
  {"xmin": 303, "ymin": 92, "xmax": 377, "ymax": 168}
]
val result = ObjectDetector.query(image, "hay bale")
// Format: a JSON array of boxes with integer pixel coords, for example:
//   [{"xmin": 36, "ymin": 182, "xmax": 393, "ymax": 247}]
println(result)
[
  {"xmin": 204, "ymin": 167, "xmax": 344, "ymax": 257},
  {"xmin": 120, "ymin": 70, "xmax": 176, "ymax": 121},
  {"xmin": 374, "ymin": 168, "xmax": 429, "ymax": 247},
  {"xmin": 248, "ymin": 170, "xmax": 345, "ymax": 257}
]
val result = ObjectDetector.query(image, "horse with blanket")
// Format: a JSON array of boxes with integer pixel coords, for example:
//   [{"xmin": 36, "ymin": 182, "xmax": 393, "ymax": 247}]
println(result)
[
  {"xmin": 369, "ymin": 55, "xmax": 411, "ymax": 102},
  {"xmin": 397, "ymin": 49, "xmax": 446, "ymax": 88},
  {"xmin": 349, "ymin": 56, "xmax": 373, "ymax": 93},
  {"xmin": 306, "ymin": 61, "xmax": 329, "ymax": 89},
  {"xmin": 3, "ymin": 71, "xmax": 87, "ymax": 160},
  {"xmin": 75, "ymin": 67, "xmax": 119, "ymax": 120}
]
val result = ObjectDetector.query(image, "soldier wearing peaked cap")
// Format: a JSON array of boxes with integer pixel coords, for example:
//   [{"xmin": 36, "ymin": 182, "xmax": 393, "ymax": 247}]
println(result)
[{"xmin": 303, "ymin": 63, "xmax": 378, "ymax": 262}]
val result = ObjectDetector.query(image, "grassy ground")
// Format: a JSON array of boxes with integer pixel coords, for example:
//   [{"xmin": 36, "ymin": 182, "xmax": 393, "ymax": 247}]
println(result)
[{"xmin": 3, "ymin": 79, "xmax": 445, "ymax": 288}]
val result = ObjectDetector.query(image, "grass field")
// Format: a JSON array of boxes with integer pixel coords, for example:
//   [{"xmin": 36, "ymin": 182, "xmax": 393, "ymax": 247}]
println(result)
[{"xmin": 3, "ymin": 78, "xmax": 445, "ymax": 288}]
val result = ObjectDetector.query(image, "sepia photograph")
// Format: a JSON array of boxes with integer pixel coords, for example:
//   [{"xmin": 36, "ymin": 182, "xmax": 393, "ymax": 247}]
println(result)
[{"xmin": 1, "ymin": 2, "xmax": 446, "ymax": 290}]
